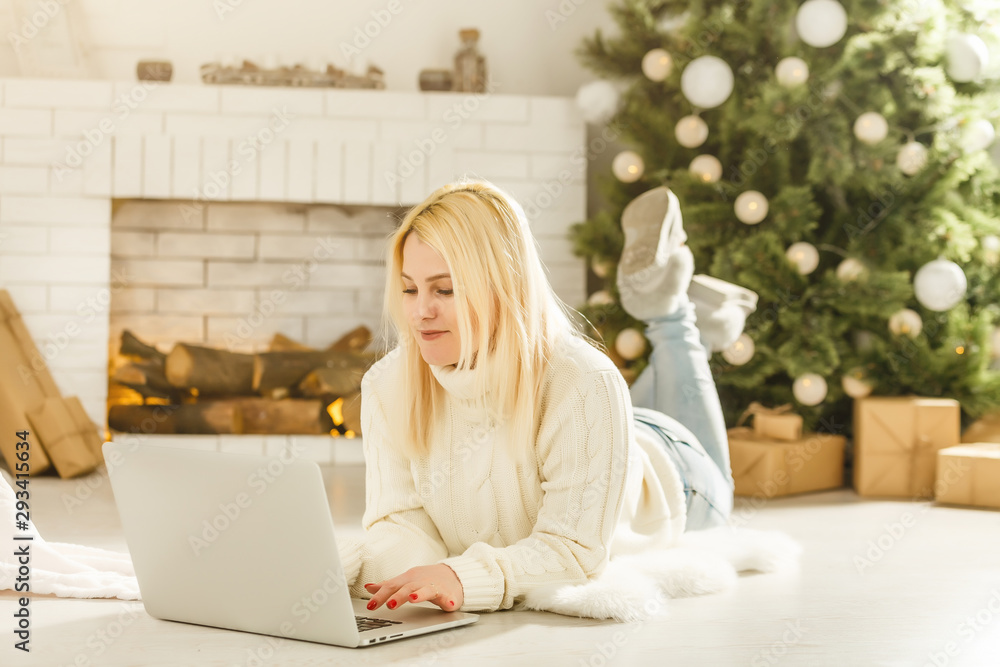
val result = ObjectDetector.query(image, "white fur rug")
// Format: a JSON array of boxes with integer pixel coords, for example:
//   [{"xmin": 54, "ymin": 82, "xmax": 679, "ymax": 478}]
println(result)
[
  {"xmin": 518, "ymin": 527, "xmax": 802, "ymax": 622},
  {"xmin": 0, "ymin": 469, "xmax": 140, "ymax": 600}
]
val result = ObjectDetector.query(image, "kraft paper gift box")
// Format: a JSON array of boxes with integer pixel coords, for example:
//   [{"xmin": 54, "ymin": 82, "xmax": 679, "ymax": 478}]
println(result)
[
  {"xmin": 961, "ymin": 413, "xmax": 1000, "ymax": 444},
  {"xmin": 26, "ymin": 397, "xmax": 102, "ymax": 479},
  {"xmin": 737, "ymin": 402, "xmax": 804, "ymax": 441},
  {"xmin": 853, "ymin": 396, "xmax": 961, "ymax": 499},
  {"xmin": 727, "ymin": 427, "xmax": 846, "ymax": 498},
  {"xmin": 935, "ymin": 443, "xmax": 1000, "ymax": 509},
  {"xmin": 0, "ymin": 290, "xmax": 54, "ymax": 474}
]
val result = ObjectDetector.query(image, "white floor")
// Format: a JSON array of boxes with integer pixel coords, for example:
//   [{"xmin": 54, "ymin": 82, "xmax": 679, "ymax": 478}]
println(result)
[{"xmin": 2, "ymin": 463, "xmax": 1000, "ymax": 667}]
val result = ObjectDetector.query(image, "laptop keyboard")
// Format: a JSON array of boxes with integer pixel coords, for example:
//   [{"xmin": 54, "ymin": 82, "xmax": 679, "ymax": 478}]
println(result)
[{"xmin": 356, "ymin": 615, "xmax": 404, "ymax": 633}]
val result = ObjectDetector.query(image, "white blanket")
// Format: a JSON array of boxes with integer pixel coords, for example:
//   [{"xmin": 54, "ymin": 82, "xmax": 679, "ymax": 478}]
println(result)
[{"xmin": 0, "ymin": 470, "xmax": 139, "ymax": 600}]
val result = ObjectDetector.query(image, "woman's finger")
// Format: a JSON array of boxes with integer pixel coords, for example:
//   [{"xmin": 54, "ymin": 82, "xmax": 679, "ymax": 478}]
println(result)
[
  {"xmin": 385, "ymin": 582, "xmax": 421, "ymax": 610},
  {"xmin": 407, "ymin": 584, "xmax": 437, "ymax": 605},
  {"xmin": 366, "ymin": 583, "xmax": 399, "ymax": 611},
  {"xmin": 410, "ymin": 583, "xmax": 459, "ymax": 611}
]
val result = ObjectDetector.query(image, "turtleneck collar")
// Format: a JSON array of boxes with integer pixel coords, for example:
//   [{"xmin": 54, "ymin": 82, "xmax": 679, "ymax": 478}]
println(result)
[{"xmin": 428, "ymin": 360, "xmax": 488, "ymax": 403}]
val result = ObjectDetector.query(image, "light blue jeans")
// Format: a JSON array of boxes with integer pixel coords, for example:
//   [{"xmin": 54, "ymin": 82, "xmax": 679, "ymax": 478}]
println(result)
[{"xmin": 628, "ymin": 297, "xmax": 735, "ymax": 530}]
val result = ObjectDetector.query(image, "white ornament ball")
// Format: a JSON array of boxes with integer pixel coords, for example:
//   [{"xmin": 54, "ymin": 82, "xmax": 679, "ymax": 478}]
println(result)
[
  {"xmin": 734, "ymin": 190, "xmax": 769, "ymax": 225},
  {"xmin": 680, "ymin": 55, "xmax": 735, "ymax": 109},
  {"xmin": 615, "ymin": 327, "xmax": 647, "ymax": 360},
  {"xmin": 722, "ymin": 333, "xmax": 755, "ymax": 365},
  {"xmin": 841, "ymin": 368, "xmax": 873, "ymax": 398},
  {"xmin": 946, "ymin": 33, "xmax": 989, "ymax": 83},
  {"xmin": 612, "ymin": 150, "xmax": 645, "ymax": 183},
  {"xmin": 689, "ymin": 154, "xmax": 723, "ymax": 183},
  {"xmin": 591, "ymin": 258, "xmax": 611, "ymax": 279},
  {"xmin": 786, "ymin": 242, "xmax": 820, "ymax": 275},
  {"xmin": 675, "ymin": 115, "xmax": 709, "ymax": 148},
  {"xmin": 642, "ymin": 48, "xmax": 674, "ymax": 82},
  {"xmin": 575, "ymin": 80, "xmax": 622, "ymax": 125},
  {"xmin": 775, "ymin": 57, "xmax": 810, "ymax": 87},
  {"xmin": 896, "ymin": 141, "xmax": 928, "ymax": 175},
  {"xmin": 961, "ymin": 119, "xmax": 995, "ymax": 153},
  {"xmin": 795, "ymin": 0, "xmax": 848, "ymax": 48},
  {"xmin": 587, "ymin": 289, "xmax": 614, "ymax": 306},
  {"xmin": 983, "ymin": 234, "xmax": 1000, "ymax": 266},
  {"xmin": 793, "ymin": 373, "xmax": 828, "ymax": 406},
  {"xmin": 914, "ymin": 258, "xmax": 967, "ymax": 311},
  {"xmin": 889, "ymin": 308, "xmax": 923, "ymax": 337},
  {"xmin": 836, "ymin": 257, "xmax": 866, "ymax": 282},
  {"xmin": 853, "ymin": 112, "xmax": 889, "ymax": 145}
]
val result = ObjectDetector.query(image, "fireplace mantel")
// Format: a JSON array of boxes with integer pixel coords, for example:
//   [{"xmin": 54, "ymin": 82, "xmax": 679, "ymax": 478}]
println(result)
[{"xmin": 0, "ymin": 78, "xmax": 588, "ymax": 456}]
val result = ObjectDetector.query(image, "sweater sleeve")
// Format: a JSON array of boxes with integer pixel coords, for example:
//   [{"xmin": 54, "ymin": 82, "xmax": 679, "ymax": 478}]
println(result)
[
  {"xmin": 440, "ymin": 368, "xmax": 633, "ymax": 612},
  {"xmin": 338, "ymin": 379, "xmax": 449, "ymax": 599}
]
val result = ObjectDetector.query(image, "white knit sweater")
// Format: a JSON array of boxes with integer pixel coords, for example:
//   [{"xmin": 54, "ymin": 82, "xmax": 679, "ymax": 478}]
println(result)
[{"xmin": 337, "ymin": 334, "xmax": 687, "ymax": 612}]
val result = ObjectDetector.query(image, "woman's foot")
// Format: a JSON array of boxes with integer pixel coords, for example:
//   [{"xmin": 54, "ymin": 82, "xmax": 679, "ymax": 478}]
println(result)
[
  {"xmin": 617, "ymin": 186, "xmax": 688, "ymax": 294},
  {"xmin": 688, "ymin": 275, "xmax": 759, "ymax": 352},
  {"xmin": 617, "ymin": 186, "xmax": 693, "ymax": 320}
]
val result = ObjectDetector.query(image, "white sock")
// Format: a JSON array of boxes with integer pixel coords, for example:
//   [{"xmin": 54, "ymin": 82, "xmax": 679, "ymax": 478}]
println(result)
[
  {"xmin": 693, "ymin": 302, "xmax": 748, "ymax": 352},
  {"xmin": 619, "ymin": 245, "xmax": 695, "ymax": 321}
]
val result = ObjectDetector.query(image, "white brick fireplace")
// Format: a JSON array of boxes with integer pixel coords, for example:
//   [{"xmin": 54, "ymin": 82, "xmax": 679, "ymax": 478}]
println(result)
[{"xmin": 0, "ymin": 78, "xmax": 588, "ymax": 462}]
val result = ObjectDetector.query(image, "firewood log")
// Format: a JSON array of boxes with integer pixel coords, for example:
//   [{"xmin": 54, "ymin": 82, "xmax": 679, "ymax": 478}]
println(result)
[
  {"xmin": 108, "ymin": 403, "xmax": 243, "ymax": 434},
  {"xmin": 208, "ymin": 397, "xmax": 333, "ymax": 435},
  {"xmin": 297, "ymin": 366, "xmax": 364, "ymax": 398},
  {"xmin": 120, "ymin": 330, "xmax": 166, "ymax": 364},
  {"xmin": 252, "ymin": 349, "xmax": 368, "ymax": 396},
  {"xmin": 112, "ymin": 362, "xmax": 185, "ymax": 401},
  {"xmin": 326, "ymin": 324, "xmax": 373, "ymax": 354},
  {"xmin": 165, "ymin": 343, "xmax": 255, "ymax": 395},
  {"xmin": 268, "ymin": 333, "xmax": 316, "ymax": 352}
]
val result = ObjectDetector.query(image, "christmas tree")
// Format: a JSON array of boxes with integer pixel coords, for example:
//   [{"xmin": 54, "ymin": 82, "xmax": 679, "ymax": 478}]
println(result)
[{"xmin": 569, "ymin": 0, "xmax": 1000, "ymax": 434}]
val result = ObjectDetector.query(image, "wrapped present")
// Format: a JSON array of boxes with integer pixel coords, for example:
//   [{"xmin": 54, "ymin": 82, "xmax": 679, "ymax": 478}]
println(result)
[
  {"xmin": 736, "ymin": 402, "xmax": 804, "ymax": 441},
  {"xmin": 26, "ymin": 397, "xmax": 102, "ymax": 478},
  {"xmin": 960, "ymin": 413, "xmax": 1000, "ymax": 444},
  {"xmin": 0, "ymin": 290, "xmax": 55, "ymax": 474},
  {"xmin": 727, "ymin": 427, "xmax": 846, "ymax": 498},
  {"xmin": 853, "ymin": 396, "xmax": 960, "ymax": 499},
  {"xmin": 935, "ymin": 443, "xmax": 1000, "ymax": 509}
]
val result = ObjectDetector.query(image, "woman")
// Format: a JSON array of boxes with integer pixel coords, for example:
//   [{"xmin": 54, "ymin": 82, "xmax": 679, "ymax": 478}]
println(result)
[{"xmin": 340, "ymin": 180, "xmax": 738, "ymax": 615}]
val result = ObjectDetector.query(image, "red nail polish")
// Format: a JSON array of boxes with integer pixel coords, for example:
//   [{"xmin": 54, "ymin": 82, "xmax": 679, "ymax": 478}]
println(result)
[
  {"xmin": 409, "ymin": 593, "xmax": 418, "ymax": 600},
  {"xmin": 387, "ymin": 600, "xmax": 397, "ymax": 609},
  {"xmin": 449, "ymin": 600, "xmax": 455, "ymax": 606},
  {"xmin": 367, "ymin": 600, "xmax": 376, "ymax": 610}
]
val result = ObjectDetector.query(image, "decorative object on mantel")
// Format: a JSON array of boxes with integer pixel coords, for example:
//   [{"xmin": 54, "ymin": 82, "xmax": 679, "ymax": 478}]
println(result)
[
  {"xmin": 107, "ymin": 327, "xmax": 382, "ymax": 437},
  {"xmin": 452, "ymin": 28, "xmax": 488, "ymax": 93},
  {"xmin": 199, "ymin": 59, "xmax": 385, "ymax": 89},
  {"xmin": 10, "ymin": 0, "xmax": 91, "ymax": 77},
  {"xmin": 419, "ymin": 68, "xmax": 455, "ymax": 92},
  {"xmin": 137, "ymin": 60, "xmax": 173, "ymax": 82}
]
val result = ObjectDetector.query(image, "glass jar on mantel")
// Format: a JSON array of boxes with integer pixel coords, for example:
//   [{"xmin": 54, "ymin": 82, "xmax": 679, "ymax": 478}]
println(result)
[{"xmin": 452, "ymin": 28, "xmax": 488, "ymax": 93}]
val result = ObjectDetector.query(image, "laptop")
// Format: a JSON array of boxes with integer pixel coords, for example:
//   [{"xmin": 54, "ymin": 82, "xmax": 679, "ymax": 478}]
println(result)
[{"xmin": 102, "ymin": 441, "xmax": 479, "ymax": 647}]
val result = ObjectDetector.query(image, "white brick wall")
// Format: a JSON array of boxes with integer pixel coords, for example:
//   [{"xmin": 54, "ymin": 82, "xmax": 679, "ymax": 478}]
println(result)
[
  {"xmin": 110, "ymin": 200, "xmax": 392, "ymax": 352},
  {"xmin": 0, "ymin": 78, "xmax": 588, "ymax": 432}
]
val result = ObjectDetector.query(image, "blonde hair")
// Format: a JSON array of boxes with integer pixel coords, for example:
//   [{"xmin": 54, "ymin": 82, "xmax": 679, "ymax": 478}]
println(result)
[{"xmin": 373, "ymin": 179, "xmax": 605, "ymax": 466}]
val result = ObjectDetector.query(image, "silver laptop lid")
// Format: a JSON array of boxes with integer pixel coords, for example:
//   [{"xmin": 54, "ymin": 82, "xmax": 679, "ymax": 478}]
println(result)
[{"xmin": 102, "ymin": 440, "xmax": 360, "ymax": 647}]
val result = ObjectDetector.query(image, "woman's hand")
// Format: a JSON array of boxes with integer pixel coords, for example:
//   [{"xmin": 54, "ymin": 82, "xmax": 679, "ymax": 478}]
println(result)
[{"xmin": 363, "ymin": 563, "xmax": 464, "ymax": 612}]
